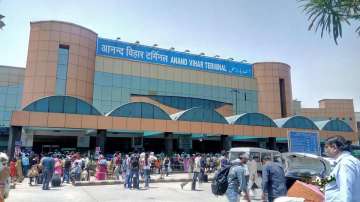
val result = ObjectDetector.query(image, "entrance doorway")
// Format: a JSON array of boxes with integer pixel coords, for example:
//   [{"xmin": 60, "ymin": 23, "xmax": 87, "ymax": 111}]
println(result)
[{"xmin": 33, "ymin": 135, "xmax": 77, "ymax": 153}]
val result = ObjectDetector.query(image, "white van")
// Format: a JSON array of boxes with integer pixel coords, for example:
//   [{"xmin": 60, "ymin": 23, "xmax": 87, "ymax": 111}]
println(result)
[{"xmin": 229, "ymin": 147, "xmax": 281, "ymax": 171}]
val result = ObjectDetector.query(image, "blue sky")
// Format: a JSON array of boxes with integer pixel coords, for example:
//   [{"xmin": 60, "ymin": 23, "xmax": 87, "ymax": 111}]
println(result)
[{"xmin": 1, "ymin": 0, "xmax": 359, "ymax": 111}]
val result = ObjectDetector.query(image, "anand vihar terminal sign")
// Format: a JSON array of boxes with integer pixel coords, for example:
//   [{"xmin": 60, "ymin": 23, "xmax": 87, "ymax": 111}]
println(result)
[{"xmin": 96, "ymin": 37, "xmax": 253, "ymax": 78}]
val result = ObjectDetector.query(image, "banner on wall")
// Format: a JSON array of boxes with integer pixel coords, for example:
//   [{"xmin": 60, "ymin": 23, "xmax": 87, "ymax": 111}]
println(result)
[{"xmin": 96, "ymin": 37, "xmax": 253, "ymax": 78}]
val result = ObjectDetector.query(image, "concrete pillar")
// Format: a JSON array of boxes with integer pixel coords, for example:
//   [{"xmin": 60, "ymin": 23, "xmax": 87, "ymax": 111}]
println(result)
[
  {"xmin": 21, "ymin": 130, "xmax": 34, "ymax": 148},
  {"xmin": 267, "ymin": 137, "xmax": 277, "ymax": 150},
  {"xmin": 221, "ymin": 135, "xmax": 232, "ymax": 151},
  {"xmin": 164, "ymin": 132, "xmax": 173, "ymax": 154},
  {"xmin": 178, "ymin": 134, "xmax": 192, "ymax": 153},
  {"xmin": 7, "ymin": 126, "xmax": 22, "ymax": 158},
  {"xmin": 96, "ymin": 130, "xmax": 106, "ymax": 154}
]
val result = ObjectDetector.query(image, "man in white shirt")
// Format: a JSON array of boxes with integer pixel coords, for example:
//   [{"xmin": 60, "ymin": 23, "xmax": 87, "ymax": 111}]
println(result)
[{"xmin": 324, "ymin": 136, "xmax": 360, "ymax": 202}]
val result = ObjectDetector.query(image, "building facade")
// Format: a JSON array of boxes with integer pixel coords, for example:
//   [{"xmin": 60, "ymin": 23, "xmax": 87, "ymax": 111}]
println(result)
[{"xmin": 3, "ymin": 21, "xmax": 357, "ymax": 155}]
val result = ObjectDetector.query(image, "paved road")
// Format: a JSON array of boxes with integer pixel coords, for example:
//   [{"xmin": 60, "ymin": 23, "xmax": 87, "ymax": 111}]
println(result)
[{"xmin": 8, "ymin": 179, "xmax": 262, "ymax": 202}]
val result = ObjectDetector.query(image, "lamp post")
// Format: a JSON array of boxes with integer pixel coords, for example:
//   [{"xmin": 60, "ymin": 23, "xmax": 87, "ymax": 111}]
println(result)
[{"xmin": 231, "ymin": 89, "xmax": 240, "ymax": 114}]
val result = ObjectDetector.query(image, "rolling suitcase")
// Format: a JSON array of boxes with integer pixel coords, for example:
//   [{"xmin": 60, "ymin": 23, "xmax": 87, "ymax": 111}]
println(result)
[{"xmin": 51, "ymin": 174, "xmax": 61, "ymax": 187}]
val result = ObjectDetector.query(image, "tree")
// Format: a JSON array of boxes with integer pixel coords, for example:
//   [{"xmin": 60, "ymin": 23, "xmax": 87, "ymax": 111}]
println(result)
[
  {"xmin": 299, "ymin": 0, "xmax": 360, "ymax": 44},
  {"xmin": 0, "ymin": 15, "xmax": 4, "ymax": 30}
]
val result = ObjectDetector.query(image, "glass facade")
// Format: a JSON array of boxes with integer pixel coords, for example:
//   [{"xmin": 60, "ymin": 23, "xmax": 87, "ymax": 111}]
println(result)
[
  {"xmin": 23, "ymin": 96, "xmax": 101, "ymax": 115},
  {"xmin": 56, "ymin": 45, "xmax": 69, "ymax": 95},
  {"xmin": 172, "ymin": 107, "xmax": 227, "ymax": 123},
  {"xmin": 148, "ymin": 95, "xmax": 227, "ymax": 110},
  {"xmin": 229, "ymin": 113, "xmax": 278, "ymax": 127},
  {"xmin": 93, "ymin": 71, "xmax": 258, "ymax": 115},
  {"xmin": 280, "ymin": 116, "xmax": 319, "ymax": 130},
  {"xmin": 0, "ymin": 84, "xmax": 23, "ymax": 127},
  {"xmin": 108, "ymin": 102, "xmax": 171, "ymax": 120},
  {"xmin": 321, "ymin": 120, "xmax": 353, "ymax": 132},
  {"xmin": 0, "ymin": 67, "xmax": 24, "ymax": 127}
]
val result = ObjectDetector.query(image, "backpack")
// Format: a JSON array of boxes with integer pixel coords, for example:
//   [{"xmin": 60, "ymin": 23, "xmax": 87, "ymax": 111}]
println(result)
[{"xmin": 211, "ymin": 165, "xmax": 231, "ymax": 196}]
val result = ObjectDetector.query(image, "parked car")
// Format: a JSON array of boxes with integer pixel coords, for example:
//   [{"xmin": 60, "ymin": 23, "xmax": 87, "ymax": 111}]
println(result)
[{"xmin": 281, "ymin": 152, "xmax": 332, "ymax": 189}]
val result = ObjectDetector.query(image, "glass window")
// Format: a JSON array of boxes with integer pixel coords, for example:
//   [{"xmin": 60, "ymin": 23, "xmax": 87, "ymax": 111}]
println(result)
[
  {"xmin": 64, "ymin": 97, "xmax": 77, "ymax": 114},
  {"xmin": 131, "ymin": 104, "xmax": 141, "ymax": 118},
  {"xmin": 113, "ymin": 75, "xmax": 122, "ymax": 87},
  {"xmin": 102, "ymin": 72, "xmax": 113, "ymax": 86},
  {"xmin": 94, "ymin": 72, "xmax": 103, "ymax": 85},
  {"xmin": 77, "ymin": 101, "xmax": 91, "ymax": 115},
  {"xmin": 35, "ymin": 98, "xmax": 49, "ymax": 112},
  {"xmin": 56, "ymin": 79, "xmax": 66, "ymax": 95},
  {"xmin": 3, "ymin": 111, "xmax": 10, "ymax": 121},
  {"xmin": 132, "ymin": 77, "xmax": 140, "ymax": 90},
  {"xmin": 5, "ymin": 94, "xmax": 17, "ymax": 107},
  {"xmin": 59, "ymin": 46, "xmax": 69, "ymax": 55},
  {"xmin": 49, "ymin": 96, "xmax": 64, "ymax": 113},
  {"xmin": 56, "ymin": 46, "xmax": 69, "ymax": 95},
  {"xmin": 58, "ymin": 54, "xmax": 68, "ymax": 65},
  {"xmin": 0, "ymin": 96, "xmax": 5, "ymax": 106},
  {"xmin": 93, "ymin": 85, "xmax": 102, "ymax": 100},
  {"xmin": 56, "ymin": 65, "xmax": 67, "ymax": 79},
  {"xmin": 141, "ymin": 103, "xmax": 153, "ymax": 119},
  {"xmin": 101, "ymin": 87, "xmax": 112, "ymax": 101},
  {"xmin": 112, "ymin": 88, "xmax": 122, "ymax": 101}
]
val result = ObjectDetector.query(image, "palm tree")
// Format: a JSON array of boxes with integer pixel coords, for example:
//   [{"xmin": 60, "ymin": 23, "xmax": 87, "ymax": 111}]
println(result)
[
  {"xmin": 299, "ymin": 0, "xmax": 360, "ymax": 44},
  {"xmin": 0, "ymin": 15, "xmax": 5, "ymax": 30}
]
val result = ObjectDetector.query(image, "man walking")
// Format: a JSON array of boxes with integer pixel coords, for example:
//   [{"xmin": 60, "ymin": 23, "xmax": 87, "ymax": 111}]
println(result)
[
  {"xmin": 62, "ymin": 156, "xmax": 71, "ymax": 183},
  {"xmin": 129, "ymin": 153, "xmax": 140, "ymax": 189},
  {"xmin": 226, "ymin": 152, "xmax": 250, "ymax": 202},
  {"xmin": 40, "ymin": 153, "xmax": 55, "ymax": 190},
  {"xmin": 324, "ymin": 136, "xmax": 360, "ymax": 202},
  {"xmin": 21, "ymin": 153, "xmax": 30, "ymax": 177},
  {"xmin": 261, "ymin": 155, "xmax": 287, "ymax": 202},
  {"xmin": 247, "ymin": 156, "xmax": 261, "ymax": 196},
  {"xmin": 180, "ymin": 153, "xmax": 201, "ymax": 190}
]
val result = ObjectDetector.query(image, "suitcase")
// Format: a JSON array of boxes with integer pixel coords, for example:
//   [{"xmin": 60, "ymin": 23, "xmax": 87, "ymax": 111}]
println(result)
[
  {"xmin": 51, "ymin": 174, "xmax": 61, "ymax": 187},
  {"xmin": 202, "ymin": 174, "xmax": 208, "ymax": 182}
]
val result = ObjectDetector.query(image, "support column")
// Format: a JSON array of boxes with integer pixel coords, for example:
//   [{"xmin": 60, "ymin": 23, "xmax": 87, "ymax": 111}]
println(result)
[
  {"xmin": 221, "ymin": 135, "xmax": 232, "ymax": 151},
  {"xmin": 7, "ymin": 126, "xmax": 22, "ymax": 158},
  {"xmin": 178, "ymin": 134, "xmax": 192, "ymax": 154},
  {"xmin": 267, "ymin": 137, "xmax": 277, "ymax": 150},
  {"xmin": 96, "ymin": 130, "xmax": 106, "ymax": 154},
  {"xmin": 164, "ymin": 132, "xmax": 173, "ymax": 154}
]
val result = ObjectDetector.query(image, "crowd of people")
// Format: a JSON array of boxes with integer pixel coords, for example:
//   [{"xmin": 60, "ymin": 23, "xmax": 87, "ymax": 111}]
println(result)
[
  {"xmin": 9, "ymin": 150, "xmax": 229, "ymax": 190},
  {"xmin": 222, "ymin": 135, "xmax": 360, "ymax": 202},
  {"xmin": 6, "ymin": 135, "xmax": 360, "ymax": 202}
]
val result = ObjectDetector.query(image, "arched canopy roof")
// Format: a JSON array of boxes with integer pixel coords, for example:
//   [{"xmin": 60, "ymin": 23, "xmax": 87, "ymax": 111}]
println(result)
[
  {"xmin": 226, "ymin": 113, "xmax": 278, "ymax": 127},
  {"xmin": 22, "ymin": 96, "xmax": 102, "ymax": 115},
  {"xmin": 274, "ymin": 116, "xmax": 319, "ymax": 130},
  {"xmin": 170, "ymin": 107, "xmax": 227, "ymax": 124},
  {"xmin": 107, "ymin": 102, "xmax": 171, "ymax": 120},
  {"xmin": 315, "ymin": 120, "xmax": 353, "ymax": 132}
]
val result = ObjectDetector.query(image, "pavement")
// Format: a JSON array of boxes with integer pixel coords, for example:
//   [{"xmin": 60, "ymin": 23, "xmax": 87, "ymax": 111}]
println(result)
[
  {"xmin": 74, "ymin": 172, "xmax": 213, "ymax": 186},
  {"xmin": 8, "ymin": 175, "xmax": 263, "ymax": 202}
]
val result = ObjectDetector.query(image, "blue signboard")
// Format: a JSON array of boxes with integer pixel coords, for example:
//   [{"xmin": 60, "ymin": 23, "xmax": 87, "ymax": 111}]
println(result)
[
  {"xmin": 96, "ymin": 37, "xmax": 253, "ymax": 78},
  {"xmin": 288, "ymin": 131, "xmax": 320, "ymax": 155}
]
